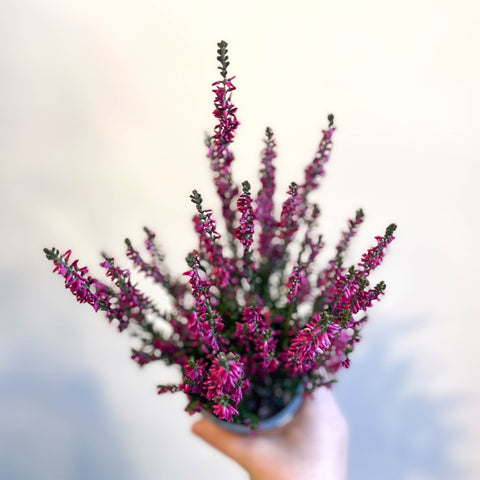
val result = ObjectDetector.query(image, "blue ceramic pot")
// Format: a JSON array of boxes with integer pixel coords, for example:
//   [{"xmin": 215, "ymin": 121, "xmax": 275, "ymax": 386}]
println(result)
[{"xmin": 204, "ymin": 382, "xmax": 305, "ymax": 434}]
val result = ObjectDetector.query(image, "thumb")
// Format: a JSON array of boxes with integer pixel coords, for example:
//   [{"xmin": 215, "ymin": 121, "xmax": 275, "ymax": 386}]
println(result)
[{"xmin": 192, "ymin": 418, "xmax": 252, "ymax": 466}]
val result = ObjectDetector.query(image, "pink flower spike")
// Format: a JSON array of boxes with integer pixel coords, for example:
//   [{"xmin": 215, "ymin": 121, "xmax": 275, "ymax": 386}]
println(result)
[
  {"xmin": 255, "ymin": 127, "xmax": 277, "ymax": 258},
  {"xmin": 212, "ymin": 403, "xmax": 239, "ymax": 422},
  {"xmin": 234, "ymin": 181, "xmax": 255, "ymax": 255}
]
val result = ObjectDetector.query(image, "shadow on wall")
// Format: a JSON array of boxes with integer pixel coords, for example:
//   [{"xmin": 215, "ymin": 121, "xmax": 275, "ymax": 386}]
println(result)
[
  {"xmin": 335, "ymin": 318, "xmax": 464, "ymax": 480},
  {"xmin": 0, "ymin": 363, "xmax": 135, "ymax": 480},
  {"xmin": 0, "ymin": 269, "xmax": 136, "ymax": 480}
]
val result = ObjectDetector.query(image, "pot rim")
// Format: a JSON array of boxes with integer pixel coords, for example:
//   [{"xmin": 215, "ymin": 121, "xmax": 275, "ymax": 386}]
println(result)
[{"xmin": 202, "ymin": 381, "xmax": 306, "ymax": 434}]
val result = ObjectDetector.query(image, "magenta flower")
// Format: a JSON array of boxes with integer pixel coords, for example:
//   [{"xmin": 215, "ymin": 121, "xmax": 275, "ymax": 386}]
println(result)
[
  {"xmin": 242, "ymin": 307, "xmax": 265, "ymax": 334},
  {"xmin": 44, "ymin": 40, "xmax": 396, "ymax": 427},
  {"xmin": 234, "ymin": 181, "xmax": 255, "ymax": 255},
  {"xmin": 212, "ymin": 402, "xmax": 239, "ymax": 422},
  {"xmin": 207, "ymin": 353, "xmax": 245, "ymax": 393},
  {"xmin": 45, "ymin": 249, "xmax": 108, "ymax": 312},
  {"xmin": 204, "ymin": 353, "xmax": 248, "ymax": 421},
  {"xmin": 286, "ymin": 265, "xmax": 303, "ymax": 302},
  {"xmin": 255, "ymin": 127, "xmax": 277, "ymax": 258}
]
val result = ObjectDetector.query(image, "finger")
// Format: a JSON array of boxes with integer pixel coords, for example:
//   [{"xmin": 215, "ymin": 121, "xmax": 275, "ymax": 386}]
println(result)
[
  {"xmin": 301, "ymin": 388, "xmax": 349, "ymax": 440},
  {"xmin": 191, "ymin": 418, "xmax": 251, "ymax": 466}
]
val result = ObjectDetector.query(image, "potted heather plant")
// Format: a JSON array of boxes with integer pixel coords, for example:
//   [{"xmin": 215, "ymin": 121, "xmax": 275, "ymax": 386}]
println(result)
[{"xmin": 44, "ymin": 41, "xmax": 396, "ymax": 432}]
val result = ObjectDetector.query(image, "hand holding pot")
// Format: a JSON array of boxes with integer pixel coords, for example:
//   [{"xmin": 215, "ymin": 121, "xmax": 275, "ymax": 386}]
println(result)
[{"xmin": 192, "ymin": 387, "xmax": 348, "ymax": 480}]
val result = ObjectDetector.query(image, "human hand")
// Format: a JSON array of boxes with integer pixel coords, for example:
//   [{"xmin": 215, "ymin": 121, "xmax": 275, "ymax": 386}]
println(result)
[{"xmin": 192, "ymin": 387, "xmax": 348, "ymax": 480}]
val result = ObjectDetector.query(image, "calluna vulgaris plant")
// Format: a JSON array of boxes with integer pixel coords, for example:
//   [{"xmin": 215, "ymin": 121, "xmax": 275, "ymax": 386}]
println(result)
[{"xmin": 44, "ymin": 41, "xmax": 396, "ymax": 428}]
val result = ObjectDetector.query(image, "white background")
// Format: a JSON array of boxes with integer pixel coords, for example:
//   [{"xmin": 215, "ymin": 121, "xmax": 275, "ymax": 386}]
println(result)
[{"xmin": 1, "ymin": 1, "xmax": 479, "ymax": 479}]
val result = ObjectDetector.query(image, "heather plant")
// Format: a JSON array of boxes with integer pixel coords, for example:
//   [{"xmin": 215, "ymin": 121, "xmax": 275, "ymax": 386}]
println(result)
[{"xmin": 44, "ymin": 41, "xmax": 396, "ymax": 428}]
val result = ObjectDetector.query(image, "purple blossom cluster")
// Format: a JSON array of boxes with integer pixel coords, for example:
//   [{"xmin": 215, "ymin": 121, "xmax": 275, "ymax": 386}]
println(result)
[{"xmin": 44, "ymin": 41, "xmax": 396, "ymax": 426}]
